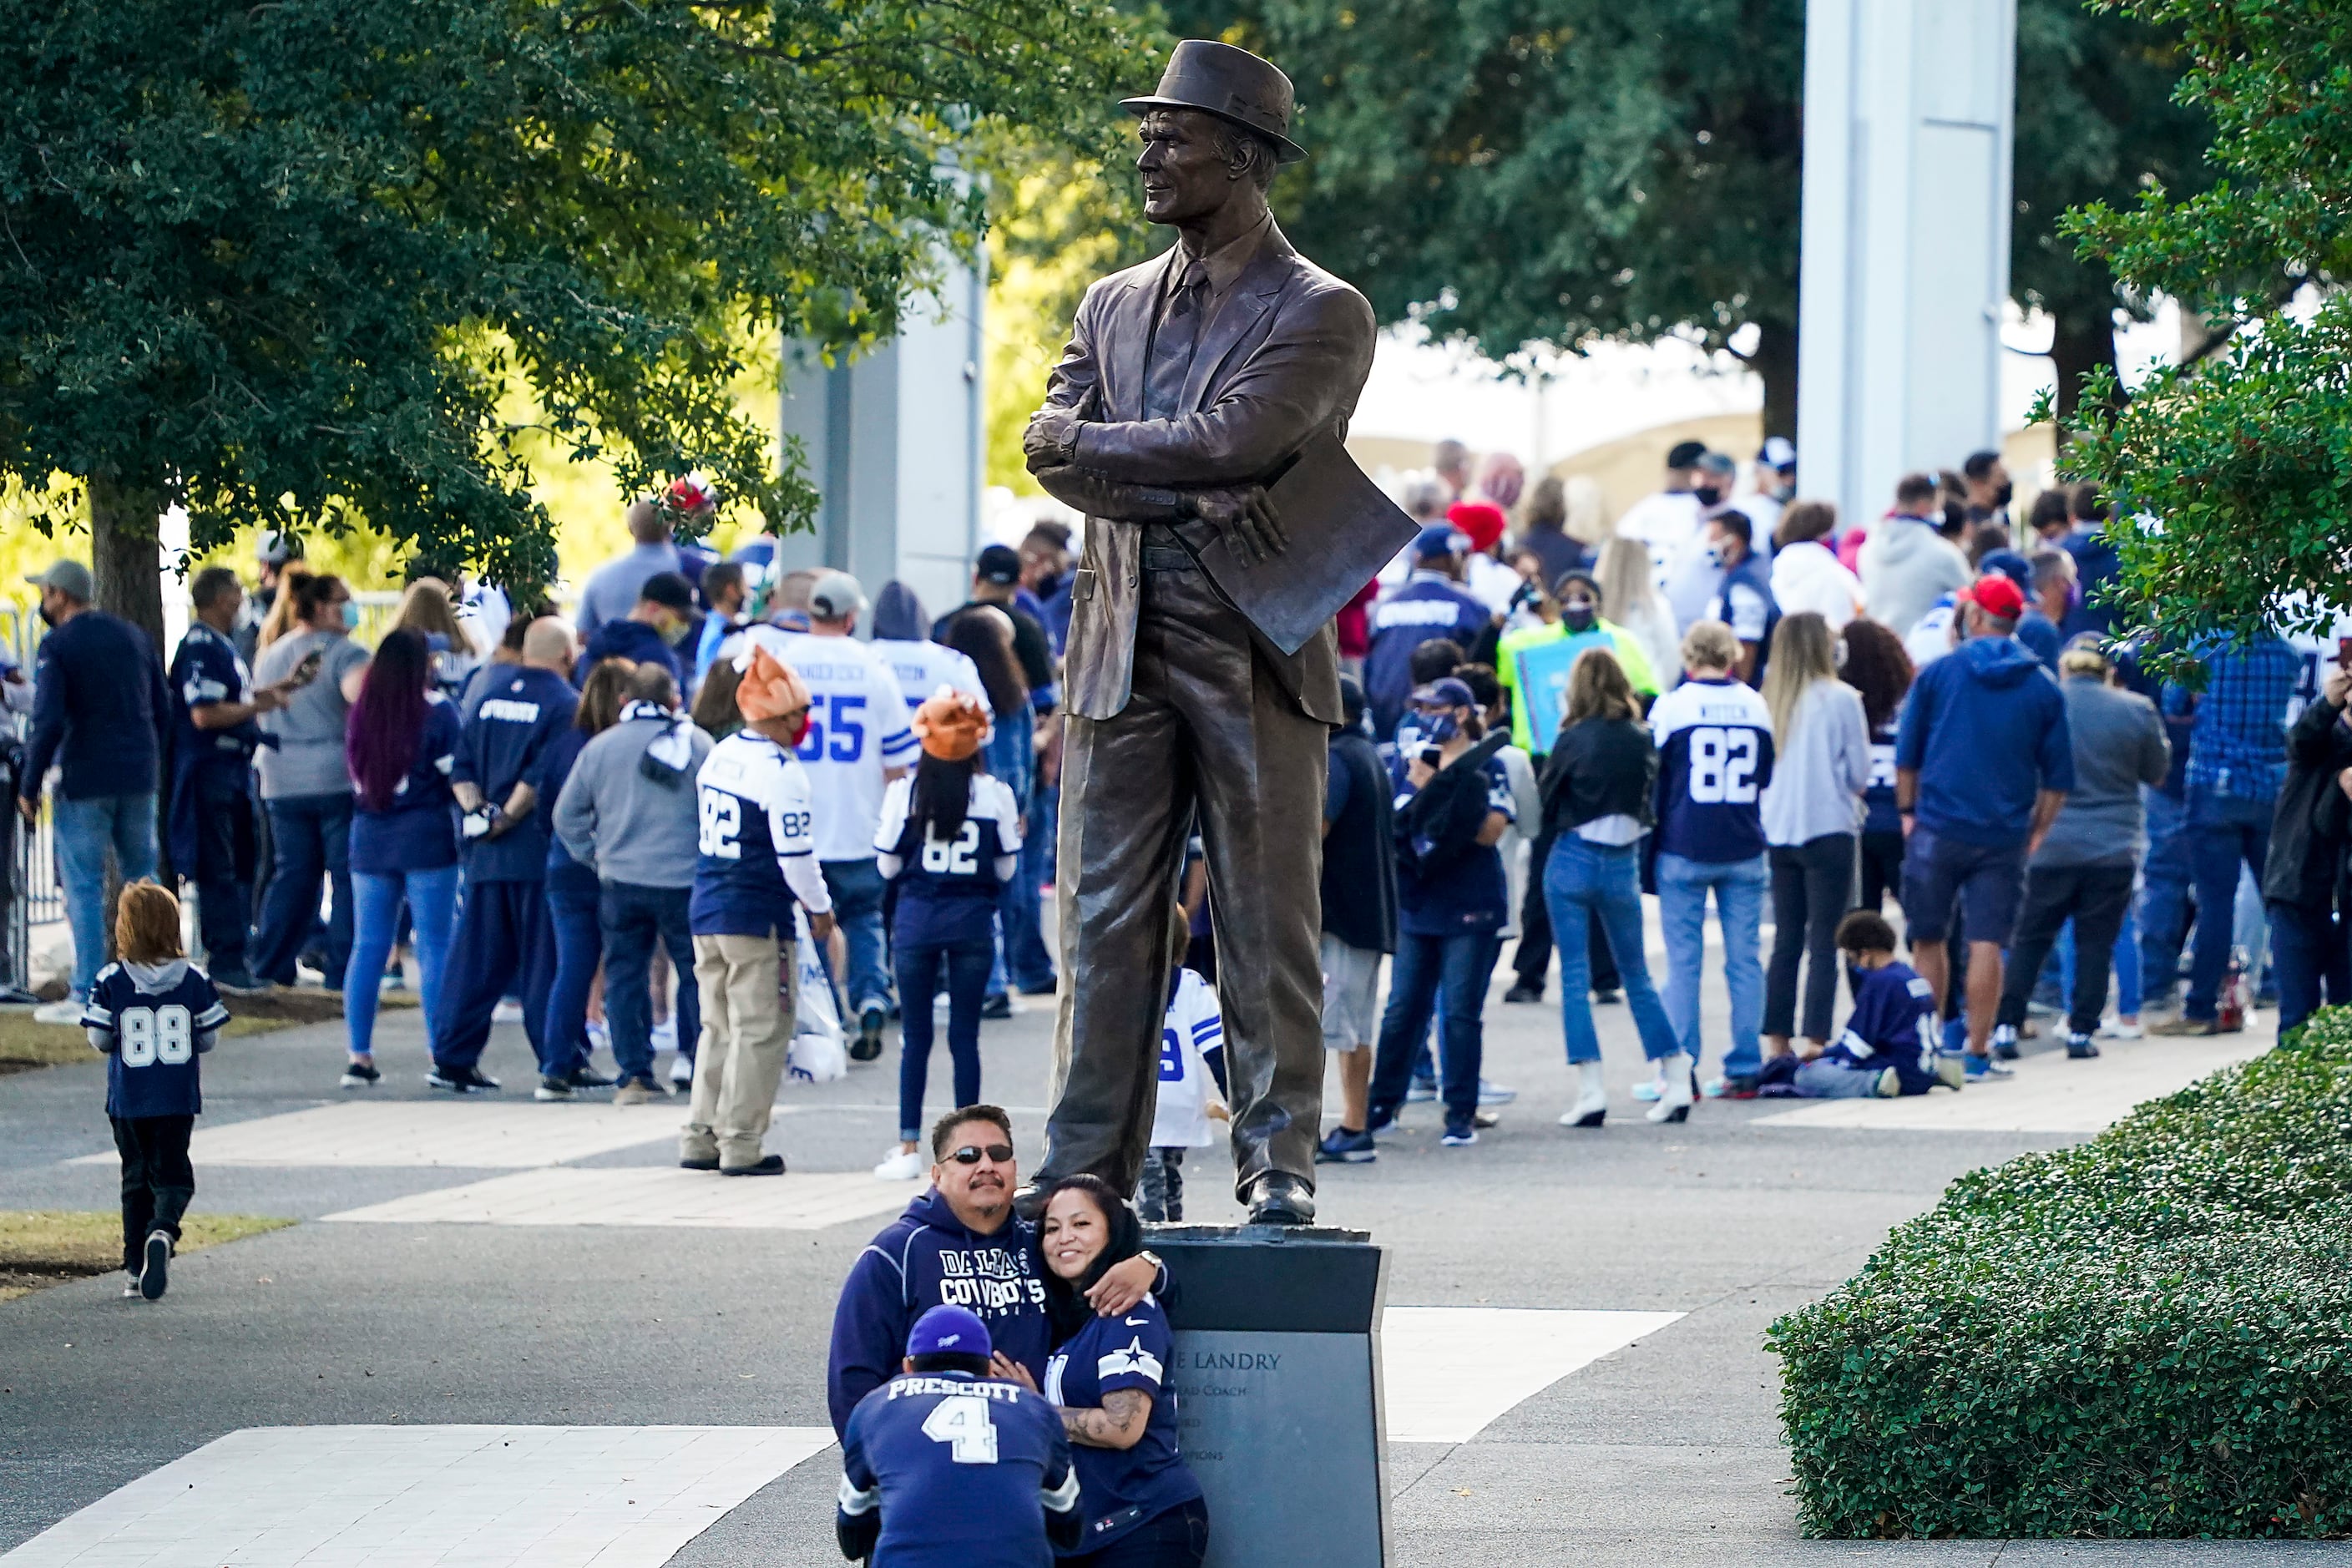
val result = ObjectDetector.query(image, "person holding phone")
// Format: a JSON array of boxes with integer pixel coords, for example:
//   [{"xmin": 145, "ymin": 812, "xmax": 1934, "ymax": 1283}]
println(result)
[{"xmin": 250, "ymin": 572, "xmax": 371, "ymax": 990}]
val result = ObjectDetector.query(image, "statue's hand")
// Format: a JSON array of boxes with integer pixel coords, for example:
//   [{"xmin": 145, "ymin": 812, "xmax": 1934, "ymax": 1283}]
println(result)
[
  {"xmin": 1024, "ymin": 407, "xmax": 1081, "ymax": 471},
  {"xmin": 1191, "ymin": 483, "xmax": 1287, "ymax": 563}
]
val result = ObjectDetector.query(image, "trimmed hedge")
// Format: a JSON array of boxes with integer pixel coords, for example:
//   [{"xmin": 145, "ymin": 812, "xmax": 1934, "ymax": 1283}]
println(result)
[{"xmin": 1768, "ymin": 1010, "xmax": 2352, "ymax": 1539}]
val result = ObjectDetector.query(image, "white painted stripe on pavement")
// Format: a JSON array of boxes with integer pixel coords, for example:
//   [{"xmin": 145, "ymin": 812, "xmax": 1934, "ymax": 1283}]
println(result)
[
  {"xmin": 66, "ymin": 1101, "xmax": 725, "ymax": 1169},
  {"xmin": 318, "ymin": 1166, "xmax": 917, "ymax": 1229},
  {"xmin": 1753, "ymin": 1032, "xmax": 2270, "ymax": 1133},
  {"xmin": 1381, "ymin": 1307, "xmax": 1684, "ymax": 1443},
  {"xmin": 0, "ymin": 1424, "xmax": 833, "ymax": 1568}
]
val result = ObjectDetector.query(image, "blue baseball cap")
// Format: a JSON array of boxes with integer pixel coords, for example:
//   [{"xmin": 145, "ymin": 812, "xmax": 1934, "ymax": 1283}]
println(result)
[
  {"xmin": 1409, "ymin": 677, "xmax": 1476, "ymax": 711},
  {"xmin": 1977, "ymin": 549, "xmax": 2034, "ymax": 589},
  {"xmin": 1413, "ymin": 524, "xmax": 1468, "ymax": 560},
  {"xmin": 908, "ymin": 1304, "xmax": 993, "ymax": 1361}
]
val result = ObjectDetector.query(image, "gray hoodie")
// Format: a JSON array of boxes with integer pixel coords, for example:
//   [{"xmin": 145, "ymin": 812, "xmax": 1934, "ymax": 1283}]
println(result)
[
  {"xmin": 552, "ymin": 706, "xmax": 714, "ymax": 888},
  {"xmin": 1859, "ymin": 514, "xmax": 1973, "ymax": 636},
  {"xmin": 2033, "ymin": 676, "xmax": 2171, "ymax": 867}
]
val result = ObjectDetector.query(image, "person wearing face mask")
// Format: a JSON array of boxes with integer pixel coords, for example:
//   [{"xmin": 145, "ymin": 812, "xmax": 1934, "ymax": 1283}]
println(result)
[
  {"xmin": 250, "ymin": 570, "xmax": 372, "ymax": 991},
  {"xmin": 1616, "ymin": 440, "xmax": 1712, "ymax": 590},
  {"xmin": 1961, "ymin": 449, "xmax": 2014, "ymax": 529},
  {"xmin": 1701, "ymin": 511, "xmax": 1779, "ymax": 685},
  {"xmin": 1661, "ymin": 453, "xmax": 1742, "ymax": 632},
  {"xmin": 1742, "ymin": 436, "xmax": 1798, "ymax": 543},
  {"xmin": 1363, "ymin": 678, "xmax": 1516, "ymax": 1146},
  {"xmin": 575, "ymin": 570, "xmax": 695, "ymax": 690}
]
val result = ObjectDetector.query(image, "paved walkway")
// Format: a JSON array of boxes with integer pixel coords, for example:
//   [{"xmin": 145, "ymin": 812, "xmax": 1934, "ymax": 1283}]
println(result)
[{"xmin": 0, "ymin": 918, "xmax": 2318, "ymax": 1567}]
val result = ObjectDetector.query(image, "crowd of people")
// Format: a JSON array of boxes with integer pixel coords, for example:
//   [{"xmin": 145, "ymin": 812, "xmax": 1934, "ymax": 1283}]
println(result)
[{"xmin": 1305, "ymin": 431, "xmax": 2345, "ymax": 1154}]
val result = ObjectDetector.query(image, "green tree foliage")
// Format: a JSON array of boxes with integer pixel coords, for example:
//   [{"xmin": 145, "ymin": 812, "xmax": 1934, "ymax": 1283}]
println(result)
[
  {"xmin": 2012, "ymin": 0, "xmax": 2212, "ymax": 424},
  {"xmin": 1, "ymin": 0, "xmax": 1148, "ymax": 635},
  {"xmin": 1131, "ymin": 3, "xmax": 2199, "ymax": 445},
  {"xmin": 2057, "ymin": 0, "xmax": 2352, "ymax": 644},
  {"xmin": 1163, "ymin": 1, "xmax": 1806, "ymax": 434}
]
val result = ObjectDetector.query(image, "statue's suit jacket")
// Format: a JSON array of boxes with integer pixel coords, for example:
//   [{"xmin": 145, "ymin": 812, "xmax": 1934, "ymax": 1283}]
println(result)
[{"xmin": 1035, "ymin": 220, "xmax": 1376, "ymax": 726}]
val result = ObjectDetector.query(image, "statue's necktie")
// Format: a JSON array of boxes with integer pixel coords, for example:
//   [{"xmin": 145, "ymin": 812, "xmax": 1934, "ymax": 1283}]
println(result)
[{"xmin": 1142, "ymin": 258, "xmax": 1210, "ymax": 422}]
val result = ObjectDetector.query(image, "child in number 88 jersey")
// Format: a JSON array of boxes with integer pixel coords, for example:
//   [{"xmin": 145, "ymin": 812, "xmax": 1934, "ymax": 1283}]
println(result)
[{"xmin": 80, "ymin": 881, "xmax": 229, "ymax": 1301}]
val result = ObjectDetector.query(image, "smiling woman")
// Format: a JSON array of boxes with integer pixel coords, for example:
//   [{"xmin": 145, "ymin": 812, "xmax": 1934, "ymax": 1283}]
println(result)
[{"xmin": 1035, "ymin": 1175, "xmax": 1210, "ymax": 1568}]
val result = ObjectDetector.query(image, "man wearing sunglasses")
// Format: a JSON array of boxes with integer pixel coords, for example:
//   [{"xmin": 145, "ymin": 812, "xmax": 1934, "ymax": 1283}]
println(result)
[{"xmin": 827, "ymin": 1105, "xmax": 1165, "ymax": 1438}]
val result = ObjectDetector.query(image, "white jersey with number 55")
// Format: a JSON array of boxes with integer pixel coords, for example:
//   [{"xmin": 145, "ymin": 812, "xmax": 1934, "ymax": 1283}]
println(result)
[{"xmin": 1651, "ymin": 675, "xmax": 1776, "ymax": 863}]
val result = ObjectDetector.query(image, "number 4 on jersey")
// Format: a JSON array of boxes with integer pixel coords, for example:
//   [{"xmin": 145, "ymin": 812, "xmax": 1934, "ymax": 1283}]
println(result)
[{"xmin": 921, "ymin": 1393, "xmax": 1000, "ymax": 1464}]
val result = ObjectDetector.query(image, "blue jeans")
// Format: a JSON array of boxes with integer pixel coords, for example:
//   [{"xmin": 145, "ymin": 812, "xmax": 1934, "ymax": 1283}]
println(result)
[
  {"xmin": 1541, "ymin": 837, "xmax": 1678, "ymax": 1065},
  {"xmin": 1367, "ymin": 931, "xmax": 1502, "ymax": 1136},
  {"xmin": 2183, "ymin": 785, "xmax": 2273, "ymax": 1020},
  {"xmin": 1657, "ymin": 851, "xmax": 1768, "ymax": 1081},
  {"xmin": 53, "ymin": 792, "xmax": 159, "ymax": 999},
  {"xmin": 895, "ymin": 938, "xmax": 994, "ymax": 1141},
  {"xmin": 599, "ymin": 881, "xmax": 699, "ymax": 1083},
  {"xmin": 2059, "ymin": 904, "xmax": 2142, "ymax": 1018},
  {"xmin": 822, "ymin": 858, "xmax": 893, "ymax": 1017},
  {"xmin": 539, "ymin": 857, "xmax": 603, "ymax": 1075},
  {"xmin": 344, "ymin": 864, "xmax": 458, "ymax": 1056},
  {"xmin": 250, "ymin": 792, "xmax": 353, "ymax": 986},
  {"xmin": 985, "ymin": 706, "xmax": 1055, "ymax": 994},
  {"xmin": 1793, "ymin": 1058, "xmax": 1883, "ymax": 1098},
  {"xmin": 2267, "ymin": 899, "xmax": 2349, "ymax": 1036},
  {"xmin": 2137, "ymin": 787, "xmax": 2193, "ymax": 1001}
]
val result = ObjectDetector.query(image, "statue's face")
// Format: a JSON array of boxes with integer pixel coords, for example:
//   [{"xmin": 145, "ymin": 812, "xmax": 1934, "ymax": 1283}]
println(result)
[{"xmin": 1136, "ymin": 109, "xmax": 1243, "ymax": 226}]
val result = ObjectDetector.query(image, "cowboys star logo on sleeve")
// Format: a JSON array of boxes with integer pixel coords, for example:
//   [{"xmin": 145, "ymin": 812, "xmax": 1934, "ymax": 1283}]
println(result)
[{"xmin": 1097, "ymin": 1337, "xmax": 1164, "ymax": 1384}]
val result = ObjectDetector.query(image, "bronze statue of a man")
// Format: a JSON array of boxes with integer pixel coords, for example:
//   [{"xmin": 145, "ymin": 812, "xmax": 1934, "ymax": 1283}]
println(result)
[{"xmin": 1022, "ymin": 41, "xmax": 1378, "ymax": 1224}]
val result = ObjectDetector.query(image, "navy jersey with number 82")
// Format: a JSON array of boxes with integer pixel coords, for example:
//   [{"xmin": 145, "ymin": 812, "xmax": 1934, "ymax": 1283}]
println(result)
[{"xmin": 1650, "ymin": 675, "xmax": 1777, "ymax": 863}]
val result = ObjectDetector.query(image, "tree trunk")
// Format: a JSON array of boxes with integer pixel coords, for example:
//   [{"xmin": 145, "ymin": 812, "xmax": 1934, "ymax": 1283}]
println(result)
[
  {"xmin": 88, "ymin": 475, "xmax": 168, "ymax": 655},
  {"xmin": 2050, "ymin": 306, "xmax": 2121, "ymax": 433},
  {"xmin": 87, "ymin": 474, "xmax": 172, "ymax": 889},
  {"xmin": 1748, "ymin": 316, "xmax": 1798, "ymax": 443}
]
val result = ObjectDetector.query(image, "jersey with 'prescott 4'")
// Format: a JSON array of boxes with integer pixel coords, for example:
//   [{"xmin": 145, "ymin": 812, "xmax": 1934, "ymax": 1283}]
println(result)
[
  {"xmin": 1650, "ymin": 675, "xmax": 1777, "ymax": 863},
  {"xmin": 1044, "ymin": 1294, "xmax": 1202, "ymax": 1553},
  {"xmin": 837, "ymin": 1372, "xmax": 1080, "ymax": 1568}
]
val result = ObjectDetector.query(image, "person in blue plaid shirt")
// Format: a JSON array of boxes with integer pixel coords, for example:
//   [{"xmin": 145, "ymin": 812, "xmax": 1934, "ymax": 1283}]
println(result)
[{"xmin": 2155, "ymin": 632, "xmax": 2299, "ymax": 1034}]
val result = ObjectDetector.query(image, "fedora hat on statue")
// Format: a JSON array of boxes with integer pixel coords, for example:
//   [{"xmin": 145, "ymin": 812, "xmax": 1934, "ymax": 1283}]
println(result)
[{"xmin": 1122, "ymin": 40, "xmax": 1308, "ymax": 164}]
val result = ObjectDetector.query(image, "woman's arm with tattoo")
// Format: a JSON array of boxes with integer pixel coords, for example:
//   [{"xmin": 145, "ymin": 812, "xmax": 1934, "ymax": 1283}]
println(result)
[{"xmin": 1062, "ymin": 1388, "xmax": 1152, "ymax": 1450}]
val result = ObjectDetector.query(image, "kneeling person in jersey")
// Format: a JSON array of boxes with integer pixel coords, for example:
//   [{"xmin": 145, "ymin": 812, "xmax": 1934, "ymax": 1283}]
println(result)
[
  {"xmin": 685, "ymin": 647, "xmax": 835, "ymax": 1175},
  {"xmin": 1030, "ymin": 1176, "xmax": 1208, "ymax": 1566},
  {"xmin": 1760, "ymin": 911, "xmax": 1963, "ymax": 1098},
  {"xmin": 873, "ymin": 690, "xmax": 1024, "ymax": 1182},
  {"xmin": 82, "ymin": 881, "xmax": 230, "ymax": 1301},
  {"xmin": 837, "ymin": 1305, "xmax": 1084, "ymax": 1567}
]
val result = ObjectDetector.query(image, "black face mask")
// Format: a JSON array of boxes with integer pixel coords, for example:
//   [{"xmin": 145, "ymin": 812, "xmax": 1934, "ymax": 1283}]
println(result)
[
  {"xmin": 36, "ymin": 603, "xmax": 57, "ymax": 628},
  {"xmin": 1692, "ymin": 485, "xmax": 1723, "ymax": 508},
  {"xmin": 1993, "ymin": 480, "xmax": 2015, "ymax": 508},
  {"xmin": 1561, "ymin": 604, "xmax": 1597, "ymax": 633}
]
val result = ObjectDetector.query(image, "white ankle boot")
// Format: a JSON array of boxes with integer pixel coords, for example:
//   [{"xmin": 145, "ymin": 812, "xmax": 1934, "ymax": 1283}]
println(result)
[
  {"xmin": 1648, "ymin": 1053, "xmax": 1695, "ymax": 1124},
  {"xmin": 1560, "ymin": 1060, "xmax": 1607, "ymax": 1127}
]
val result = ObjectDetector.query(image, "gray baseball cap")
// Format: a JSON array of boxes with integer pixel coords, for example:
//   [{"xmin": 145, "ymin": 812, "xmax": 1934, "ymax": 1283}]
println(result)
[
  {"xmin": 25, "ymin": 559, "xmax": 94, "ymax": 602},
  {"xmin": 808, "ymin": 569, "xmax": 866, "ymax": 621}
]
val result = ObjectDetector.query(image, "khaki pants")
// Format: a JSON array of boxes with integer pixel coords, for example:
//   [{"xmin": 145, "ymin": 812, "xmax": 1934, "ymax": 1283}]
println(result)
[{"xmin": 683, "ymin": 933, "xmax": 797, "ymax": 1168}]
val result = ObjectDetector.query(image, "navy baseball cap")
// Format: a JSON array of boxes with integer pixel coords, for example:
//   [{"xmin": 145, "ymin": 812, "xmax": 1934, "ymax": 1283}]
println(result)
[
  {"xmin": 1413, "ymin": 524, "xmax": 1468, "ymax": 561},
  {"xmin": 1410, "ymin": 677, "xmax": 1476, "ymax": 710},
  {"xmin": 976, "ymin": 544, "xmax": 1023, "ymax": 585},
  {"xmin": 908, "ymin": 1304, "xmax": 993, "ymax": 1361},
  {"xmin": 1977, "ymin": 549, "xmax": 2033, "ymax": 589}
]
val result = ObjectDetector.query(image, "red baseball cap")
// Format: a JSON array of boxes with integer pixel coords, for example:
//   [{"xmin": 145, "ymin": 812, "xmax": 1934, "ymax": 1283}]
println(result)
[
  {"xmin": 1962, "ymin": 574, "xmax": 2026, "ymax": 621},
  {"xmin": 1446, "ymin": 500, "xmax": 1508, "ymax": 554}
]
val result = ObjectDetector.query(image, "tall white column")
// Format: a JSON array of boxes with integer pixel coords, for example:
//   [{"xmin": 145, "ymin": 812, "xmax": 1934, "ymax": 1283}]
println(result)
[
  {"xmin": 775, "ymin": 246, "xmax": 985, "ymax": 622},
  {"xmin": 1798, "ymin": 0, "xmax": 2016, "ymax": 529}
]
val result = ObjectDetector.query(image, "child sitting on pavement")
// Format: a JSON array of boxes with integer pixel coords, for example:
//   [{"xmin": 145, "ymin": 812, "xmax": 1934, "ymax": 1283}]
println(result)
[
  {"xmin": 81, "ymin": 880, "xmax": 230, "ymax": 1301},
  {"xmin": 1759, "ymin": 910, "xmax": 1962, "ymax": 1099}
]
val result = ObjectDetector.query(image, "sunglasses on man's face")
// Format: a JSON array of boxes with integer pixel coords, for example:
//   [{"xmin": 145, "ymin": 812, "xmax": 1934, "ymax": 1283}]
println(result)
[{"xmin": 945, "ymin": 1144, "xmax": 1015, "ymax": 1166}]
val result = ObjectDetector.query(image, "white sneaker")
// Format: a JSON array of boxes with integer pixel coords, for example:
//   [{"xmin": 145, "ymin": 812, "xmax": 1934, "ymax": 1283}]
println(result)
[
  {"xmin": 670, "ymin": 1053, "xmax": 695, "ymax": 1088},
  {"xmin": 873, "ymin": 1147, "xmax": 925, "ymax": 1181},
  {"xmin": 491, "ymin": 999, "xmax": 524, "ymax": 1025},
  {"xmin": 651, "ymin": 1017, "xmax": 679, "ymax": 1053},
  {"xmin": 33, "ymin": 998, "xmax": 83, "ymax": 1026},
  {"xmin": 2099, "ymin": 1019, "xmax": 2144, "ymax": 1040}
]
